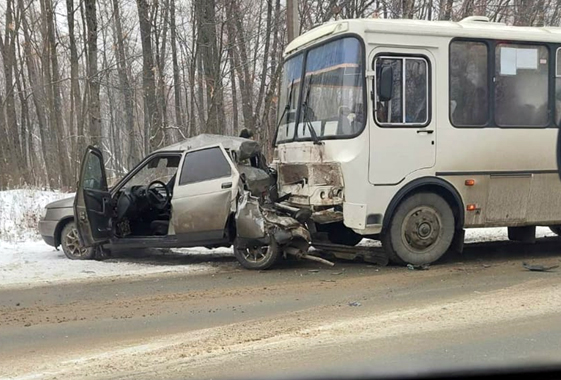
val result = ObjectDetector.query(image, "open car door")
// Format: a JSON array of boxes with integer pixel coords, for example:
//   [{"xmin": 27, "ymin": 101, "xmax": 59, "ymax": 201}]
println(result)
[{"xmin": 73, "ymin": 146, "xmax": 112, "ymax": 247}]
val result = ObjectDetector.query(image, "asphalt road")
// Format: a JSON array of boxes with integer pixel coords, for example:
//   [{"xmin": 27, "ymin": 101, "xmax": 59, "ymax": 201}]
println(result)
[{"xmin": 2, "ymin": 238, "xmax": 561, "ymax": 379}]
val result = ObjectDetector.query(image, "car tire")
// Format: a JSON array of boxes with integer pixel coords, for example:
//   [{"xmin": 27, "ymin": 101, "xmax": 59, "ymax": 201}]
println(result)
[
  {"xmin": 61, "ymin": 221, "xmax": 95, "ymax": 260},
  {"xmin": 234, "ymin": 239, "xmax": 281, "ymax": 270},
  {"xmin": 549, "ymin": 226, "xmax": 561, "ymax": 236},
  {"xmin": 382, "ymin": 192, "xmax": 455, "ymax": 266}
]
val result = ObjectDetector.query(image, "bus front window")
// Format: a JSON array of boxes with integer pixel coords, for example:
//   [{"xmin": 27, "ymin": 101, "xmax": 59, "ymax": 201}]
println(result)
[
  {"xmin": 297, "ymin": 37, "xmax": 365, "ymax": 140},
  {"xmin": 276, "ymin": 54, "xmax": 303, "ymax": 143}
]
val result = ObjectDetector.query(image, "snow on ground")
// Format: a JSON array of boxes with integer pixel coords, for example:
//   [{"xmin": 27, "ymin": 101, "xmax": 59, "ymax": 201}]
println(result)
[
  {"xmin": 0, "ymin": 240, "xmax": 228, "ymax": 289},
  {"xmin": 0, "ymin": 189, "xmax": 558, "ymax": 289},
  {"xmin": 0, "ymin": 189, "xmax": 72, "ymax": 242},
  {"xmin": 0, "ymin": 189, "xmax": 228, "ymax": 289},
  {"xmin": 465, "ymin": 226, "xmax": 556, "ymax": 243}
]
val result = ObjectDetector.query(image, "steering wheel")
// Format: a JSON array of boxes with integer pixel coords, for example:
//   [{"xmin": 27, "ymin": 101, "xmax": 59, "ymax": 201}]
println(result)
[{"xmin": 147, "ymin": 180, "xmax": 171, "ymax": 210}]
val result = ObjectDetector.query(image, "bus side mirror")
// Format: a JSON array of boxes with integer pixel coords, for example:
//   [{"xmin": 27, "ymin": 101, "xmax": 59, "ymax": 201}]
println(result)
[{"xmin": 378, "ymin": 66, "xmax": 394, "ymax": 102}]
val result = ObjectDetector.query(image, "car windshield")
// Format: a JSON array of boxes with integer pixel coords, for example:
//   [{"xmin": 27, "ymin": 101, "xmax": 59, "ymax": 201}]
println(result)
[
  {"xmin": 276, "ymin": 37, "xmax": 365, "ymax": 143},
  {"xmin": 125, "ymin": 156, "xmax": 180, "ymax": 188}
]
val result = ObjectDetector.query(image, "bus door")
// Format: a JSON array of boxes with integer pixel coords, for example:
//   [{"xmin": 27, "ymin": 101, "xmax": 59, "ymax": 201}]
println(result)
[{"xmin": 368, "ymin": 49, "xmax": 436, "ymax": 185}]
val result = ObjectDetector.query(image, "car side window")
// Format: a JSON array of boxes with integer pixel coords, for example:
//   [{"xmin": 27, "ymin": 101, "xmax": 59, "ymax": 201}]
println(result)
[
  {"xmin": 179, "ymin": 147, "xmax": 232, "ymax": 185},
  {"xmin": 83, "ymin": 151, "xmax": 106, "ymax": 190}
]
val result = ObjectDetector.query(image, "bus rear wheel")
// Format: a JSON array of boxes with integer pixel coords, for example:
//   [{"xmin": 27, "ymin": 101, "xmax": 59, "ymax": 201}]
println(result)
[{"xmin": 382, "ymin": 192, "xmax": 455, "ymax": 265}]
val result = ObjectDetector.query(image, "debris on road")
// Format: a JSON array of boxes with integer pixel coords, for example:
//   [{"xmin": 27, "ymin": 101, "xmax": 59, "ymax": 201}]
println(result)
[
  {"xmin": 311, "ymin": 241, "xmax": 389, "ymax": 266},
  {"xmin": 308, "ymin": 269, "xmax": 319, "ymax": 273},
  {"xmin": 407, "ymin": 263, "xmax": 430, "ymax": 271},
  {"xmin": 522, "ymin": 262, "xmax": 559, "ymax": 272},
  {"xmin": 348, "ymin": 301, "xmax": 362, "ymax": 307},
  {"xmin": 298, "ymin": 253, "xmax": 334, "ymax": 266}
]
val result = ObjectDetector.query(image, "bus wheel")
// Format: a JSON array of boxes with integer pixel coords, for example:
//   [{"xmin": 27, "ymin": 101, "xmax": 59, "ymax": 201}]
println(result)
[
  {"xmin": 382, "ymin": 193, "xmax": 455, "ymax": 265},
  {"xmin": 549, "ymin": 226, "xmax": 561, "ymax": 236}
]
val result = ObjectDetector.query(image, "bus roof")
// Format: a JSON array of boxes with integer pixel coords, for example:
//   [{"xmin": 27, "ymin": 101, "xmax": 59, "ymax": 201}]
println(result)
[{"xmin": 285, "ymin": 16, "xmax": 561, "ymax": 55}]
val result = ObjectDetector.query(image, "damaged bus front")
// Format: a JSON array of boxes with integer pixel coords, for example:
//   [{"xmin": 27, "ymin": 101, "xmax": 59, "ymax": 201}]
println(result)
[{"xmin": 272, "ymin": 29, "xmax": 369, "ymax": 247}]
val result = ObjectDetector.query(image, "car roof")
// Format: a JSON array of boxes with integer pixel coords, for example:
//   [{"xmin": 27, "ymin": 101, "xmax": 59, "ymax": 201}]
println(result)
[
  {"xmin": 156, "ymin": 134, "xmax": 252, "ymax": 153},
  {"xmin": 155, "ymin": 134, "xmax": 261, "ymax": 161}
]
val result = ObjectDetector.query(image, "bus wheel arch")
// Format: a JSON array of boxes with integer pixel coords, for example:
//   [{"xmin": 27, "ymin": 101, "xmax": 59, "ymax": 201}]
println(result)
[{"xmin": 381, "ymin": 177, "xmax": 465, "ymax": 265}]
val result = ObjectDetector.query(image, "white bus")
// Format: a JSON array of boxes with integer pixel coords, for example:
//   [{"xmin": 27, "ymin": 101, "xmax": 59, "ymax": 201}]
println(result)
[{"xmin": 273, "ymin": 16, "xmax": 561, "ymax": 265}]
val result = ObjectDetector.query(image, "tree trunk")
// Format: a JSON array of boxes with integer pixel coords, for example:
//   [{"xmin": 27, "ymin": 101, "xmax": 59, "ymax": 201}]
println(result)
[
  {"xmin": 0, "ymin": 0, "xmax": 24, "ymax": 187},
  {"xmin": 170, "ymin": 0, "xmax": 183, "ymax": 139},
  {"xmin": 195, "ymin": 0, "xmax": 224, "ymax": 134},
  {"xmin": 112, "ymin": 0, "xmax": 137, "ymax": 167},
  {"xmin": 85, "ymin": 0, "xmax": 101, "ymax": 148},
  {"xmin": 66, "ymin": 0, "xmax": 84, "ymax": 175},
  {"xmin": 44, "ymin": 0, "xmax": 71, "ymax": 188},
  {"xmin": 136, "ymin": 0, "xmax": 160, "ymax": 152}
]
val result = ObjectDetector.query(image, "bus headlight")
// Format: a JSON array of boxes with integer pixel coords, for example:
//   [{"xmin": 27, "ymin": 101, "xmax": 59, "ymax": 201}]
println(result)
[{"xmin": 331, "ymin": 188, "xmax": 343, "ymax": 199}]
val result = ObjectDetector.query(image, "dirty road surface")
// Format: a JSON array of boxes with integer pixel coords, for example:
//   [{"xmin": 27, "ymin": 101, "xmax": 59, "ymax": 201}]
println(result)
[{"xmin": 2, "ymin": 238, "xmax": 561, "ymax": 379}]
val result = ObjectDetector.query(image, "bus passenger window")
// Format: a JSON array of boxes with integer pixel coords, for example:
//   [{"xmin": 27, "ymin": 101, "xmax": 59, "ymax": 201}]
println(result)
[
  {"xmin": 495, "ymin": 43, "xmax": 548, "ymax": 127},
  {"xmin": 375, "ymin": 59, "xmax": 403, "ymax": 123},
  {"xmin": 405, "ymin": 59, "xmax": 428, "ymax": 123},
  {"xmin": 375, "ymin": 56, "xmax": 428, "ymax": 126},
  {"xmin": 449, "ymin": 41, "xmax": 489, "ymax": 127},
  {"xmin": 555, "ymin": 48, "xmax": 561, "ymax": 126}
]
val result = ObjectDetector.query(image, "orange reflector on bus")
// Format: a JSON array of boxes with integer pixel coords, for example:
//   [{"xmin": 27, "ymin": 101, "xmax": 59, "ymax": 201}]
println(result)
[
  {"xmin": 467, "ymin": 204, "xmax": 477, "ymax": 211},
  {"xmin": 465, "ymin": 179, "xmax": 475, "ymax": 186}
]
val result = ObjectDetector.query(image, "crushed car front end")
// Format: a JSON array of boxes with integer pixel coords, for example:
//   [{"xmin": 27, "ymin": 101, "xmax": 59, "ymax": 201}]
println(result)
[{"xmin": 229, "ymin": 142, "xmax": 314, "ymax": 270}]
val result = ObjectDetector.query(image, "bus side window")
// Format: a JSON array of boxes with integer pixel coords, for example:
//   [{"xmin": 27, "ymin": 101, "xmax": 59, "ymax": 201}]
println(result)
[
  {"xmin": 495, "ymin": 43, "xmax": 548, "ymax": 127},
  {"xmin": 450, "ymin": 41, "xmax": 489, "ymax": 127},
  {"xmin": 555, "ymin": 48, "xmax": 561, "ymax": 126},
  {"xmin": 375, "ymin": 58, "xmax": 403, "ymax": 123},
  {"xmin": 375, "ymin": 56, "xmax": 428, "ymax": 126}
]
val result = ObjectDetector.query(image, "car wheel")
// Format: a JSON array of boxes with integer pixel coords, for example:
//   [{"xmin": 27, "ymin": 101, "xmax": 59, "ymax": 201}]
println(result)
[
  {"xmin": 382, "ymin": 193, "xmax": 455, "ymax": 265},
  {"xmin": 549, "ymin": 226, "xmax": 561, "ymax": 236},
  {"xmin": 61, "ymin": 222, "xmax": 95, "ymax": 260},
  {"xmin": 234, "ymin": 239, "xmax": 281, "ymax": 270}
]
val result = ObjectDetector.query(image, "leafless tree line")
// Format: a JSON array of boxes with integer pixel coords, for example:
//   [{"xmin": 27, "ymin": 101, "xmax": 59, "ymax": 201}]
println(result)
[{"xmin": 0, "ymin": 0, "xmax": 560, "ymax": 190}]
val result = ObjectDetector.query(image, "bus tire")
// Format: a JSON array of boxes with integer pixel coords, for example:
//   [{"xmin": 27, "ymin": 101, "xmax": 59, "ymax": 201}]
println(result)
[{"xmin": 382, "ymin": 192, "xmax": 455, "ymax": 265}]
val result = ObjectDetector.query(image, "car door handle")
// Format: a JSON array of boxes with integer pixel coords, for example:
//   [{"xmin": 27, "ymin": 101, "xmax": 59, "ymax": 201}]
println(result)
[
  {"xmin": 221, "ymin": 182, "xmax": 232, "ymax": 189},
  {"xmin": 417, "ymin": 130, "xmax": 434, "ymax": 134}
]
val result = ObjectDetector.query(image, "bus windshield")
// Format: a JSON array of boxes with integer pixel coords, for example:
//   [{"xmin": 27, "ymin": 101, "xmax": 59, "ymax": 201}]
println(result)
[
  {"xmin": 276, "ymin": 37, "xmax": 365, "ymax": 144},
  {"xmin": 276, "ymin": 54, "xmax": 303, "ymax": 143}
]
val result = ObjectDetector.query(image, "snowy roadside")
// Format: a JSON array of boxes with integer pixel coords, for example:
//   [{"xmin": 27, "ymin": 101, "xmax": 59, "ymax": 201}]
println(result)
[
  {"xmin": 0, "ymin": 189, "xmax": 229, "ymax": 290},
  {"xmin": 0, "ymin": 189, "xmax": 71, "ymax": 242},
  {"xmin": 0, "ymin": 241, "xmax": 229, "ymax": 290}
]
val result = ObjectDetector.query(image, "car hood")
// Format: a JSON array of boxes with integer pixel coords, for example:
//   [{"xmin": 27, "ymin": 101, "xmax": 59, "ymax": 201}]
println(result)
[{"xmin": 46, "ymin": 196, "xmax": 75, "ymax": 209}]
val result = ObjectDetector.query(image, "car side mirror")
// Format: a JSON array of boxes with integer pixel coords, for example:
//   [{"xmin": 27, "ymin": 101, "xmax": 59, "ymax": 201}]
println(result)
[{"xmin": 378, "ymin": 66, "xmax": 394, "ymax": 102}]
